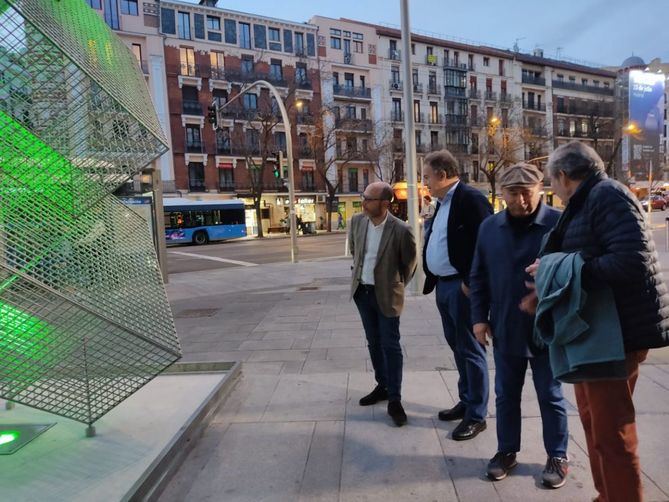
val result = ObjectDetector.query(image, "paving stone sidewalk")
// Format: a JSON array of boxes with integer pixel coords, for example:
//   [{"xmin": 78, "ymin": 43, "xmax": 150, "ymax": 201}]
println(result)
[{"xmin": 159, "ymin": 255, "xmax": 669, "ymax": 502}]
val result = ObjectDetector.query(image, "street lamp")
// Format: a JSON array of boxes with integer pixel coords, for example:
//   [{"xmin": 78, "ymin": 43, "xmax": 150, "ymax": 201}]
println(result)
[{"xmin": 213, "ymin": 80, "xmax": 299, "ymax": 263}]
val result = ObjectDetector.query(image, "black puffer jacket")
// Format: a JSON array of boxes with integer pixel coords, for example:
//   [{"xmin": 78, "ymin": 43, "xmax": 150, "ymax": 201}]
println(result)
[{"xmin": 548, "ymin": 173, "xmax": 669, "ymax": 352}]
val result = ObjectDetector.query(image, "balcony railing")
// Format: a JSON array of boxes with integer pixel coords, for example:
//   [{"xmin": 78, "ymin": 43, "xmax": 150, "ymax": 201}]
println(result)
[
  {"xmin": 267, "ymin": 73, "xmax": 288, "ymax": 87},
  {"xmin": 216, "ymin": 141, "xmax": 231, "ymax": 155},
  {"xmin": 388, "ymin": 48, "xmax": 401, "ymax": 60},
  {"xmin": 470, "ymin": 116, "xmax": 481, "ymax": 127},
  {"xmin": 391, "ymin": 111, "xmax": 404, "ymax": 122},
  {"xmin": 445, "ymin": 87, "xmax": 466, "ymax": 98},
  {"xmin": 552, "ymin": 79, "xmax": 614, "ymax": 96},
  {"xmin": 392, "ymin": 140, "xmax": 404, "ymax": 152},
  {"xmin": 299, "ymin": 146, "xmax": 313, "ymax": 157},
  {"xmin": 426, "ymin": 54, "xmax": 438, "ymax": 66},
  {"xmin": 443, "ymin": 59, "xmax": 467, "ymax": 70},
  {"xmin": 555, "ymin": 103, "xmax": 615, "ymax": 116},
  {"xmin": 416, "ymin": 144, "xmax": 429, "ymax": 153},
  {"xmin": 413, "ymin": 83, "xmax": 424, "ymax": 94},
  {"xmin": 499, "ymin": 92, "xmax": 513, "ymax": 104},
  {"xmin": 526, "ymin": 126, "xmax": 548, "ymax": 137},
  {"xmin": 335, "ymin": 117, "xmax": 372, "ymax": 130},
  {"xmin": 414, "ymin": 112, "xmax": 425, "ymax": 123},
  {"xmin": 189, "ymin": 179, "xmax": 206, "ymax": 192},
  {"xmin": 179, "ymin": 63, "xmax": 200, "ymax": 77},
  {"xmin": 301, "ymin": 180, "xmax": 316, "ymax": 191},
  {"xmin": 210, "ymin": 67, "xmax": 226, "ymax": 80},
  {"xmin": 182, "ymin": 100, "xmax": 203, "ymax": 115},
  {"xmin": 185, "ymin": 141, "xmax": 203, "ymax": 153},
  {"xmin": 427, "ymin": 85, "xmax": 441, "ymax": 96},
  {"xmin": 484, "ymin": 90, "xmax": 497, "ymax": 101},
  {"xmin": 429, "ymin": 114, "xmax": 442, "ymax": 125},
  {"xmin": 219, "ymin": 181, "xmax": 235, "ymax": 191},
  {"xmin": 468, "ymin": 89, "xmax": 481, "ymax": 99},
  {"xmin": 333, "ymin": 84, "xmax": 372, "ymax": 99},
  {"xmin": 343, "ymin": 52, "xmax": 352, "ymax": 65},
  {"xmin": 522, "ymin": 74, "xmax": 546, "ymax": 86},
  {"xmin": 444, "ymin": 114, "xmax": 468, "ymax": 126},
  {"xmin": 296, "ymin": 78, "xmax": 312, "ymax": 89},
  {"xmin": 296, "ymin": 113, "xmax": 315, "ymax": 125},
  {"xmin": 446, "ymin": 143, "xmax": 469, "ymax": 154},
  {"xmin": 389, "ymin": 79, "xmax": 403, "ymax": 91},
  {"xmin": 522, "ymin": 101, "xmax": 546, "ymax": 111}
]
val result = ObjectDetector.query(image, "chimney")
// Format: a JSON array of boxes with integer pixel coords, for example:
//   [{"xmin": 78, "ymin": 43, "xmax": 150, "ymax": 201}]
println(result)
[
  {"xmin": 199, "ymin": 0, "xmax": 219, "ymax": 6},
  {"xmin": 533, "ymin": 48, "xmax": 544, "ymax": 58}
]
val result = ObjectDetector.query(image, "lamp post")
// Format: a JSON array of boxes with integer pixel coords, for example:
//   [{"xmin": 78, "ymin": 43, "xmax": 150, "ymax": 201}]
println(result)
[{"xmin": 214, "ymin": 81, "xmax": 299, "ymax": 263}]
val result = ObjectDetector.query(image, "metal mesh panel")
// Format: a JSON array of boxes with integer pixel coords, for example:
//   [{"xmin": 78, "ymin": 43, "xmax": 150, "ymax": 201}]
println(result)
[{"xmin": 0, "ymin": 0, "xmax": 180, "ymax": 425}]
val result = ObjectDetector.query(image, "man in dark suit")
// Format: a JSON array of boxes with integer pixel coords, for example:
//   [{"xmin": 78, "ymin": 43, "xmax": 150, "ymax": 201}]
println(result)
[
  {"xmin": 349, "ymin": 182, "xmax": 417, "ymax": 426},
  {"xmin": 422, "ymin": 149, "xmax": 493, "ymax": 440},
  {"xmin": 469, "ymin": 163, "xmax": 569, "ymax": 488}
]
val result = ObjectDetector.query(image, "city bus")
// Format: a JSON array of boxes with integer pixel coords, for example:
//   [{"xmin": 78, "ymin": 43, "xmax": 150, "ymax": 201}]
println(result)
[{"xmin": 163, "ymin": 198, "xmax": 246, "ymax": 245}]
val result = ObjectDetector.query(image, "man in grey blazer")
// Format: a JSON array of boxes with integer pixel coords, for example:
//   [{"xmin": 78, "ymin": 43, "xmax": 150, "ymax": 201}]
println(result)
[{"xmin": 349, "ymin": 181, "xmax": 417, "ymax": 426}]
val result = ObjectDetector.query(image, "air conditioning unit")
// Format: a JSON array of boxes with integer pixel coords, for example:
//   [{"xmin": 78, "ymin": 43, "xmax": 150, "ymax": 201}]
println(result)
[{"xmin": 316, "ymin": 195, "xmax": 326, "ymax": 203}]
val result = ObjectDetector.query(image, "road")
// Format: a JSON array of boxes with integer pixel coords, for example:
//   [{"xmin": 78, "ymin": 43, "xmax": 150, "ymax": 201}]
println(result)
[
  {"xmin": 167, "ymin": 232, "xmax": 349, "ymax": 274},
  {"xmin": 166, "ymin": 210, "xmax": 669, "ymax": 275}
]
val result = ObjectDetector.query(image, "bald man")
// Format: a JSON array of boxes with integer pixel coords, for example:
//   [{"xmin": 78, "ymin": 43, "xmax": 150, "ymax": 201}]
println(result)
[{"xmin": 349, "ymin": 182, "xmax": 417, "ymax": 426}]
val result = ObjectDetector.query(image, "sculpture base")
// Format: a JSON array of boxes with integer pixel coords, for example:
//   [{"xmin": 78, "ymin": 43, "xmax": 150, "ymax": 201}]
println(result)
[{"xmin": 0, "ymin": 361, "xmax": 240, "ymax": 501}]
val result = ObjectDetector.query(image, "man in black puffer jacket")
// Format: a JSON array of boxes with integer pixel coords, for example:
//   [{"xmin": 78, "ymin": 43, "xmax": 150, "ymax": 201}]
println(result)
[{"xmin": 524, "ymin": 141, "xmax": 669, "ymax": 502}]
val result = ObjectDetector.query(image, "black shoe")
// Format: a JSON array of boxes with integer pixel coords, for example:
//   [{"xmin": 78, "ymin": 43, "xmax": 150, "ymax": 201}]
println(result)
[
  {"xmin": 387, "ymin": 400, "xmax": 407, "ymax": 427},
  {"xmin": 359, "ymin": 384, "xmax": 388, "ymax": 406},
  {"xmin": 542, "ymin": 456, "xmax": 569, "ymax": 489},
  {"xmin": 487, "ymin": 452, "xmax": 518, "ymax": 481},
  {"xmin": 451, "ymin": 419, "xmax": 487, "ymax": 441},
  {"xmin": 438, "ymin": 402, "xmax": 466, "ymax": 421}
]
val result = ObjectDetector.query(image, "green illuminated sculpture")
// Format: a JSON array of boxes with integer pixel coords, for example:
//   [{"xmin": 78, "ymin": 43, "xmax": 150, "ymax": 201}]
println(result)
[{"xmin": 0, "ymin": 0, "xmax": 181, "ymax": 428}]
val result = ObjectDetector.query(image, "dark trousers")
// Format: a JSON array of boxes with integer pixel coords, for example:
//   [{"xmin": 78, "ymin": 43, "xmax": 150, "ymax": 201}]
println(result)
[
  {"xmin": 574, "ymin": 350, "xmax": 648, "ymax": 502},
  {"xmin": 353, "ymin": 285, "xmax": 403, "ymax": 401},
  {"xmin": 494, "ymin": 350, "xmax": 569, "ymax": 457},
  {"xmin": 435, "ymin": 278, "xmax": 489, "ymax": 422}
]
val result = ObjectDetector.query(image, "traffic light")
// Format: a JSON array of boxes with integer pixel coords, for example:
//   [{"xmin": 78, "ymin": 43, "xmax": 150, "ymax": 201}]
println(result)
[
  {"xmin": 273, "ymin": 151, "xmax": 281, "ymax": 178},
  {"xmin": 207, "ymin": 105, "xmax": 217, "ymax": 127}
]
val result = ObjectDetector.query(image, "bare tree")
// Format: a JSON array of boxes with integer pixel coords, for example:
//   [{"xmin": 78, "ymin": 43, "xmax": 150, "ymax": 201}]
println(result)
[{"xmin": 363, "ymin": 123, "xmax": 405, "ymax": 183}]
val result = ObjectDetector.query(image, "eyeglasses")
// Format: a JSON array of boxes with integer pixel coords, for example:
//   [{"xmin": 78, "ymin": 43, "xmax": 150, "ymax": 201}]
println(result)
[{"xmin": 360, "ymin": 194, "xmax": 387, "ymax": 202}]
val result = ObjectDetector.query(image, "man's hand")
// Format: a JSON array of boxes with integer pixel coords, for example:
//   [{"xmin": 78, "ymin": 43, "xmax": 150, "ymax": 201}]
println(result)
[
  {"xmin": 519, "ymin": 281, "xmax": 538, "ymax": 314},
  {"xmin": 460, "ymin": 282, "xmax": 470, "ymax": 297},
  {"xmin": 525, "ymin": 258, "xmax": 540, "ymax": 278},
  {"xmin": 473, "ymin": 322, "xmax": 492, "ymax": 346}
]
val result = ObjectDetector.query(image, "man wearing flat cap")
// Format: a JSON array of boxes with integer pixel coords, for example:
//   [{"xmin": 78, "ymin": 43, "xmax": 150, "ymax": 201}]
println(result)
[{"xmin": 469, "ymin": 163, "xmax": 570, "ymax": 488}]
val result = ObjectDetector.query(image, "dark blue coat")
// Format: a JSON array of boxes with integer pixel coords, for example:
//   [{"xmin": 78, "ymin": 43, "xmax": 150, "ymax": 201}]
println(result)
[{"xmin": 470, "ymin": 203, "xmax": 561, "ymax": 357}]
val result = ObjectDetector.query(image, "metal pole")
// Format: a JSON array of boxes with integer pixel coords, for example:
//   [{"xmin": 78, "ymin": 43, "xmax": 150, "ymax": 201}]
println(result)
[
  {"xmin": 151, "ymin": 165, "xmax": 169, "ymax": 283},
  {"xmin": 648, "ymin": 159, "xmax": 653, "ymax": 220},
  {"xmin": 215, "ymin": 80, "xmax": 298, "ymax": 262},
  {"xmin": 400, "ymin": 0, "xmax": 422, "ymax": 293},
  {"xmin": 665, "ymin": 216, "xmax": 669, "ymax": 252}
]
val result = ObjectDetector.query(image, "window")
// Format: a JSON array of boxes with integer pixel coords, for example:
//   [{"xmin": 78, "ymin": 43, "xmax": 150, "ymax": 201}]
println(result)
[
  {"xmin": 241, "ymin": 55, "xmax": 253, "ymax": 74},
  {"xmin": 274, "ymin": 131, "xmax": 287, "ymax": 152},
  {"xmin": 179, "ymin": 47, "xmax": 195, "ymax": 75},
  {"xmin": 412, "ymin": 68, "xmax": 419, "ymax": 86},
  {"xmin": 471, "ymin": 133, "xmax": 479, "ymax": 154},
  {"xmin": 430, "ymin": 102, "xmax": 438, "ymax": 123},
  {"xmin": 219, "ymin": 166, "xmax": 234, "ymax": 190},
  {"xmin": 343, "ymin": 39, "xmax": 351, "ymax": 55},
  {"xmin": 415, "ymin": 131, "xmax": 422, "ymax": 146},
  {"xmin": 593, "ymin": 80, "xmax": 600, "ymax": 87},
  {"xmin": 295, "ymin": 32, "xmax": 305, "ymax": 54},
  {"xmin": 453, "ymin": 51, "xmax": 459, "ymax": 64},
  {"xmin": 353, "ymin": 41, "xmax": 363, "ymax": 53},
  {"xmin": 131, "ymin": 43, "xmax": 142, "ymax": 62},
  {"xmin": 269, "ymin": 27, "xmax": 281, "ymax": 51},
  {"xmin": 295, "ymin": 63, "xmax": 307, "ymax": 84},
  {"xmin": 569, "ymin": 75, "xmax": 576, "ymax": 82},
  {"xmin": 224, "ymin": 19, "xmax": 237, "ymax": 44},
  {"xmin": 604, "ymin": 82, "xmax": 610, "ymax": 88},
  {"xmin": 391, "ymin": 66, "xmax": 400, "ymax": 83},
  {"xmin": 104, "ymin": 0, "xmax": 120, "ymax": 29},
  {"xmin": 431, "ymin": 131, "xmax": 439, "ymax": 148},
  {"xmin": 178, "ymin": 12, "xmax": 191, "ymax": 40},
  {"xmin": 120, "ymin": 0, "xmax": 138, "ymax": 15},
  {"xmin": 362, "ymin": 168, "xmax": 369, "ymax": 188},
  {"xmin": 239, "ymin": 22, "xmax": 251, "ymax": 48},
  {"xmin": 207, "ymin": 15, "xmax": 220, "ymax": 31},
  {"xmin": 498, "ymin": 59, "xmax": 504, "ymax": 76},
  {"xmin": 344, "ymin": 72, "xmax": 354, "ymax": 88},
  {"xmin": 188, "ymin": 163, "xmax": 205, "ymax": 191},
  {"xmin": 270, "ymin": 59, "xmax": 282, "ymax": 81},
  {"xmin": 414, "ymin": 100, "xmax": 421, "ymax": 122},
  {"xmin": 501, "ymin": 108, "xmax": 509, "ymax": 128},
  {"xmin": 429, "ymin": 71, "xmax": 437, "ymax": 92},
  {"xmin": 360, "ymin": 108, "xmax": 367, "ymax": 119},
  {"xmin": 330, "ymin": 28, "xmax": 342, "ymax": 36},
  {"xmin": 346, "ymin": 105, "xmax": 356, "ymax": 118},
  {"xmin": 349, "ymin": 168, "xmax": 358, "ymax": 192},
  {"xmin": 556, "ymin": 74, "xmax": 564, "ymax": 82},
  {"xmin": 468, "ymin": 54, "xmax": 474, "ymax": 69},
  {"xmin": 210, "ymin": 51, "xmax": 224, "ymax": 71},
  {"xmin": 243, "ymin": 93, "xmax": 257, "ymax": 110},
  {"xmin": 353, "ymin": 32, "xmax": 363, "ymax": 40},
  {"xmin": 185, "ymin": 125, "xmax": 202, "ymax": 148},
  {"xmin": 331, "ymin": 37, "xmax": 341, "ymax": 49},
  {"xmin": 483, "ymin": 57, "xmax": 490, "ymax": 67},
  {"xmin": 411, "ymin": 43, "xmax": 415, "ymax": 55},
  {"xmin": 582, "ymin": 78, "xmax": 588, "ymax": 86},
  {"xmin": 86, "ymin": 0, "xmax": 102, "ymax": 9}
]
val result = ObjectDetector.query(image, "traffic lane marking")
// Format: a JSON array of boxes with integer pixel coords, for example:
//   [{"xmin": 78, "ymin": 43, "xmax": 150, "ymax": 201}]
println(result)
[{"xmin": 168, "ymin": 251, "xmax": 257, "ymax": 267}]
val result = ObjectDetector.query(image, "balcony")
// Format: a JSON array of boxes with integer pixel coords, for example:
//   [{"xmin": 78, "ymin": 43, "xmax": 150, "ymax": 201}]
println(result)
[
  {"xmin": 444, "ymin": 114, "xmax": 468, "ymax": 127},
  {"xmin": 446, "ymin": 143, "xmax": 469, "ymax": 154},
  {"xmin": 413, "ymin": 83, "xmax": 424, "ymax": 94},
  {"xmin": 443, "ymin": 59, "xmax": 467, "ymax": 70},
  {"xmin": 296, "ymin": 113, "xmax": 315, "ymax": 125},
  {"xmin": 391, "ymin": 111, "xmax": 404, "ymax": 122},
  {"xmin": 429, "ymin": 114, "xmax": 443, "ymax": 125},
  {"xmin": 182, "ymin": 100, "xmax": 203, "ymax": 115},
  {"xmin": 468, "ymin": 89, "xmax": 481, "ymax": 99},
  {"xmin": 388, "ymin": 48, "xmax": 401, "ymax": 61},
  {"xmin": 185, "ymin": 141, "xmax": 203, "ymax": 153},
  {"xmin": 189, "ymin": 179, "xmax": 206, "ymax": 192},
  {"xmin": 392, "ymin": 139, "xmax": 404, "ymax": 152},
  {"xmin": 414, "ymin": 112, "xmax": 425, "ymax": 123},
  {"xmin": 266, "ymin": 73, "xmax": 288, "ymax": 88},
  {"xmin": 426, "ymin": 54, "xmax": 438, "ymax": 66},
  {"xmin": 445, "ymin": 87, "xmax": 466, "ymax": 98},
  {"xmin": 522, "ymin": 74, "xmax": 546, "ymax": 86},
  {"xmin": 299, "ymin": 146, "xmax": 313, "ymax": 158},
  {"xmin": 343, "ymin": 52, "xmax": 352, "ymax": 65},
  {"xmin": 526, "ymin": 126, "xmax": 548, "ymax": 137},
  {"xmin": 179, "ymin": 63, "xmax": 200, "ymax": 77},
  {"xmin": 470, "ymin": 116, "xmax": 481, "ymax": 127},
  {"xmin": 389, "ymin": 79, "xmax": 403, "ymax": 92},
  {"xmin": 484, "ymin": 90, "xmax": 497, "ymax": 101},
  {"xmin": 555, "ymin": 103, "xmax": 615, "ymax": 116},
  {"xmin": 335, "ymin": 117, "xmax": 372, "ymax": 131},
  {"xmin": 499, "ymin": 92, "xmax": 513, "ymax": 104},
  {"xmin": 301, "ymin": 180, "xmax": 316, "ymax": 191},
  {"xmin": 427, "ymin": 85, "xmax": 441, "ymax": 97},
  {"xmin": 219, "ymin": 181, "xmax": 236, "ymax": 192},
  {"xmin": 216, "ymin": 142, "xmax": 231, "ymax": 155},
  {"xmin": 296, "ymin": 79, "xmax": 312, "ymax": 90},
  {"xmin": 416, "ymin": 144, "xmax": 429, "ymax": 153},
  {"xmin": 522, "ymin": 101, "xmax": 546, "ymax": 112},
  {"xmin": 552, "ymin": 79, "xmax": 614, "ymax": 96},
  {"xmin": 210, "ymin": 67, "xmax": 226, "ymax": 80},
  {"xmin": 333, "ymin": 84, "xmax": 372, "ymax": 99}
]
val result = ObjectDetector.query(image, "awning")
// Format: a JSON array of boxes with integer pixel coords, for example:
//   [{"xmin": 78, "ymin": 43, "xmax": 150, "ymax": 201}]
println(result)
[{"xmin": 218, "ymin": 162, "xmax": 233, "ymax": 169}]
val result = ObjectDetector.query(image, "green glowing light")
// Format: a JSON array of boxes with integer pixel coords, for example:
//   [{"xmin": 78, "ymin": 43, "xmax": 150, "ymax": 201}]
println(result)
[{"xmin": 0, "ymin": 431, "xmax": 20, "ymax": 446}]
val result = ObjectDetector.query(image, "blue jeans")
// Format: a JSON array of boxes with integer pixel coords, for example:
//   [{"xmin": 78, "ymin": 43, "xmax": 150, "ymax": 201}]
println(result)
[
  {"xmin": 494, "ymin": 350, "xmax": 569, "ymax": 457},
  {"xmin": 354, "ymin": 285, "xmax": 403, "ymax": 401},
  {"xmin": 435, "ymin": 278, "xmax": 489, "ymax": 422}
]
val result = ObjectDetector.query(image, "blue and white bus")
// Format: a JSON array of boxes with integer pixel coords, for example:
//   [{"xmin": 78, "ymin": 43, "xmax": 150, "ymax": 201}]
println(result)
[{"xmin": 163, "ymin": 198, "xmax": 246, "ymax": 245}]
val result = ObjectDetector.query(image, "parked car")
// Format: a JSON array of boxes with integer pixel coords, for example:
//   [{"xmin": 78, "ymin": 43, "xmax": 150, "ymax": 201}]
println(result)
[{"xmin": 641, "ymin": 195, "xmax": 667, "ymax": 211}]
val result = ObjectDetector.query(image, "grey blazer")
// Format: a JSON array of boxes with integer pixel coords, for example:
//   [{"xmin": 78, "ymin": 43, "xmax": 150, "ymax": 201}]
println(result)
[{"xmin": 349, "ymin": 212, "xmax": 417, "ymax": 318}]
